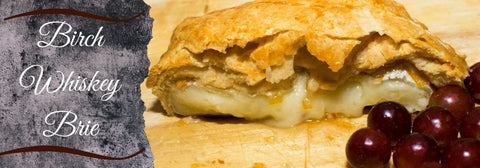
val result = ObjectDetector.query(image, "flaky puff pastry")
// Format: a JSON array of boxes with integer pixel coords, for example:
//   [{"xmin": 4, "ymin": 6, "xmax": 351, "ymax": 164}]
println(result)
[{"xmin": 147, "ymin": 0, "xmax": 468, "ymax": 120}]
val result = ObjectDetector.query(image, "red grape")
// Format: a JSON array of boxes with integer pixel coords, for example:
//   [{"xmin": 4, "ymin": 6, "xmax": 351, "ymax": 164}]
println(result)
[
  {"xmin": 412, "ymin": 106, "xmax": 458, "ymax": 147},
  {"xmin": 393, "ymin": 133, "xmax": 440, "ymax": 168},
  {"xmin": 367, "ymin": 101, "xmax": 411, "ymax": 143},
  {"xmin": 428, "ymin": 85, "xmax": 474, "ymax": 121},
  {"xmin": 466, "ymin": 63, "xmax": 480, "ymax": 101},
  {"xmin": 346, "ymin": 128, "xmax": 391, "ymax": 168},
  {"xmin": 441, "ymin": 138, "xmax": 480, "ymax": 168},
  {"xmin": 460, "ymin": 107, "xmax": 480, "ymax": 140}
]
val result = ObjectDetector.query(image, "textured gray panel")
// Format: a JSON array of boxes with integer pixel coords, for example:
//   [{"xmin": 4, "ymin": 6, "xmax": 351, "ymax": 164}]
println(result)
[{"xmin": 0, "ymin": 0, "xmax": 153, "ymax": 167}]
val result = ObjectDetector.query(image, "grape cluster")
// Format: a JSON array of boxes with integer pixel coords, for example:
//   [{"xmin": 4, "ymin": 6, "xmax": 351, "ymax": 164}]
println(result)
[{"xmin": 345, "ymin": 63, "xmax": 480, "ymax": 168}]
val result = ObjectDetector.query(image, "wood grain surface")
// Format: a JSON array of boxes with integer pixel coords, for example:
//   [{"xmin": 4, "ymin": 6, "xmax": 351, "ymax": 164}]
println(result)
[{"xmin": 141, "ymin": 0, "xmax": 480, "ymax": 167}]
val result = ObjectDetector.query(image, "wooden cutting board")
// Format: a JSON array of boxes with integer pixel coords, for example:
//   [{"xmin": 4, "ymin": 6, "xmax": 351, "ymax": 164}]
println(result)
[{"xmin": 141, "ymin": 0, "xmax": 480, "ymax": 167}]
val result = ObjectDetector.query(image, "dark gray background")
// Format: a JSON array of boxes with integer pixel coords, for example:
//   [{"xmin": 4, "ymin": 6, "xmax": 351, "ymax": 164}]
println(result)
[{"xmin": 0, "ymin": 0, "xmax": 153, "ymax": 167}]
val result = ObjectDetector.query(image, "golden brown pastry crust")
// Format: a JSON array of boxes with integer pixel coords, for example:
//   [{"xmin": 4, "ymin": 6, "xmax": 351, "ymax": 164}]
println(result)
[{"xmin": 147, "ymin": 0, "xmax": 468, "ymax": 114}]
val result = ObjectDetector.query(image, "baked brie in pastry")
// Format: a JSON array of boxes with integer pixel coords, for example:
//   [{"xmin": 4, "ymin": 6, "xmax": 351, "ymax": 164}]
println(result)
[{"xmin": 147, "ymin": 0, "xmax": 468, "ymax": 127}]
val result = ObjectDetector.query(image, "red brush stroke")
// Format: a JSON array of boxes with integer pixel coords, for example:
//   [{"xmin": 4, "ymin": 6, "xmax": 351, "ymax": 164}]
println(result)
[
  {"xmin": 0, "ymin": 145, "xmax": 145, "ymax": 160},
  {"xmin": 4, "ymin": 8, "xmax": 145, "ymax": 22}
]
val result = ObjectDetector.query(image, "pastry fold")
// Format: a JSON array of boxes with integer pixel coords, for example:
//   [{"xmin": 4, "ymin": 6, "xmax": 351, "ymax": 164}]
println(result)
[{"xmin": 147, "ymin": 0, "xmax": 468, "ymax": 126}]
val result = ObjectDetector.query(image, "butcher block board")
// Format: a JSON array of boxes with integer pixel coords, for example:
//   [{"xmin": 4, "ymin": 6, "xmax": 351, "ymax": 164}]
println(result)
[{"xmin": 141, "ymin": 0, "xmax": 480, "ymax": 167}]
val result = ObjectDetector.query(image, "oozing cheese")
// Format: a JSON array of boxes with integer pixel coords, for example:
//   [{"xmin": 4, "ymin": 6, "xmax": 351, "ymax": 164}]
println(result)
[{"xmin": 169, "ymin": 71, "xmax": 432, "ymax": 127}]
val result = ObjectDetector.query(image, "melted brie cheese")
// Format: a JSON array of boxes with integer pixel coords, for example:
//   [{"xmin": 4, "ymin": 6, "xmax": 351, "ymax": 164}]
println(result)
[{"xmin": 169, "ymin": 71, "xmax": 432, "ymax": 127}]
